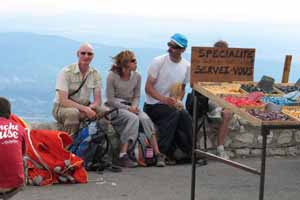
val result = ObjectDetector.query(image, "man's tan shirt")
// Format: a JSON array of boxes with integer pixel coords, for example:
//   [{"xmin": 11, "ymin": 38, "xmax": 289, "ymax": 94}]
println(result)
[{"xmin": 54, "ymin": 63, "xmax": 101, "ymax": 105}]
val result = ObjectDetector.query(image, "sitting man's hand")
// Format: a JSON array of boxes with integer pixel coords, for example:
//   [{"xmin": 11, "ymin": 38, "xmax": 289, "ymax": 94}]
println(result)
[
  {"xmin": 88, "ymin": 103, "xmax": 98, "ymax": 110},
  {"xmin": 162, "ymin": 96, "xmax": 177, "ymax": 106},
  {"xmin": 83, "ymin": 106, "xmax": 97, "ymax": 119},
  {"xmin": 174, "ymin": 100, "xmax": 184, "ymax": 111}
]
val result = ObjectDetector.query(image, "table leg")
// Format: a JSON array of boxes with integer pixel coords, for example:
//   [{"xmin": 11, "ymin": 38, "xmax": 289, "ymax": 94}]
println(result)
[
  {"xmin": 259, "ymin": 127, "xmax": 269, "ymax": 200},
  {"xmin": 191, "ymin": 90, "xmax": 198, "ymax": 200}
]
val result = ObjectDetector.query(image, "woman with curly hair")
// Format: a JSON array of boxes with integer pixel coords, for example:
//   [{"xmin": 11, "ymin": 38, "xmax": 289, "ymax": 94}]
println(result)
[{"xmin": 106, "ymin": 50, "xmax": 166, "ymax": 167}]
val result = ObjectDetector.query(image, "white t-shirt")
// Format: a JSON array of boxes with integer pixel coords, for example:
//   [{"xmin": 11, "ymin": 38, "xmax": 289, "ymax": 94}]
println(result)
[{"xmin": 145, "ymin": 54, "xmax": 190, "ymax": 104}]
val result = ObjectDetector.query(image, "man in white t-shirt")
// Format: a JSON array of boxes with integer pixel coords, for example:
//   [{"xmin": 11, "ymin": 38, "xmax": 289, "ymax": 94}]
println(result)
[{"xmin": 144, "ymin": 33, "xmax": 192, "ymax": 164}]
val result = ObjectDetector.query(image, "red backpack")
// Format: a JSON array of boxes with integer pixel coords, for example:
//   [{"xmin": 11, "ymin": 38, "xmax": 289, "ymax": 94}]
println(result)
[{"xmin": 25, "ymin": 129, "xmax": 88, "ymax": 186}]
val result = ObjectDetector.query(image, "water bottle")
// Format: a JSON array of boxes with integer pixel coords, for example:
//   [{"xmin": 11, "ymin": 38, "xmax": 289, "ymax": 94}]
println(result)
[{"xmin": 145, "ymin": 146, "xmax": 153, "ymax": 159}]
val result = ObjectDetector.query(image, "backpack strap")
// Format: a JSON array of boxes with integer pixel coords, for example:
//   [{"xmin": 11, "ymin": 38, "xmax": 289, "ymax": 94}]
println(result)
[
  {"xmin": 104, "ymin": 108, "xmax": 118, "ymax": 121},
  {"xmin": 68, "ymin": 74, "xmax": 89, "ymax": 98},
  {"xmin": 26, "ymin": 130, "xmax": 53, "ymax": 183}
]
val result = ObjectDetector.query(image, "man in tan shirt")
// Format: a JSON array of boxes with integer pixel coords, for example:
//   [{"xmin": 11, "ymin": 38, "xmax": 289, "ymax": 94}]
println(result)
[{"xmin": 52, "ymin": 43, "xmax": 104, "ymax": 136}]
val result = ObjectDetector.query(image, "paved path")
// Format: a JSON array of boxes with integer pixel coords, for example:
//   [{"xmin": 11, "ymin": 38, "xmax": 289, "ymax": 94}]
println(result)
[{"xmin": 14, "ymin": 156, "xmax": 300, "ymax": 200}]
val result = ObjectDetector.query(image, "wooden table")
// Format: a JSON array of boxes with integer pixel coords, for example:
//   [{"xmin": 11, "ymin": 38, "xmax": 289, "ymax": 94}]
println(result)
[{"xmin": 190, "ymin": 83, "xmax": 300, "ymax": 200}]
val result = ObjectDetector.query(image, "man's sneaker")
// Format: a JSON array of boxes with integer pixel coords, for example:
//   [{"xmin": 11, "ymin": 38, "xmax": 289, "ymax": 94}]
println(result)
[
  {"xmin": 165, "ymin": 155, "xmax": 176, "ymax": 165},
  {"xmin": 118, "ymin": 154, "xmax": 138, "ymax": 168},
  {"xmin": 156, "ymin": 153, "xmax": 166, "ymax": 167},
  {"xmin": 207, "ymin": 107, "xmax": 222, "ymax": 119},
  {"xmin": 217, "ymin": 149, "xmax": 230, "ymax": 160}
]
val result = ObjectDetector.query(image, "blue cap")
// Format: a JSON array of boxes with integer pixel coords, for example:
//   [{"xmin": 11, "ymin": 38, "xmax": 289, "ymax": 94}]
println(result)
[{"xmin": 170, "ymin": 33, "xmax": 188, "ymax": 48}]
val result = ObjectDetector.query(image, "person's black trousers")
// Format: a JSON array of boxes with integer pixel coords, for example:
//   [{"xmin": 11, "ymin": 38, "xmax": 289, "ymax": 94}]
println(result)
[{"xmin": 144, "ymin": 103, "xmax": 192, "ymax": 157}]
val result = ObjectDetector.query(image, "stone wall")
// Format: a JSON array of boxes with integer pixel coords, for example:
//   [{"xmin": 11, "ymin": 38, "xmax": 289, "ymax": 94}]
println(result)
[
  {"xmin": 198, "ymin": 115, "xmax": 300, "ymax": 158},
  {"xmin": 29, "ymin": 115, "xmax": 300, "ymax": 158}
]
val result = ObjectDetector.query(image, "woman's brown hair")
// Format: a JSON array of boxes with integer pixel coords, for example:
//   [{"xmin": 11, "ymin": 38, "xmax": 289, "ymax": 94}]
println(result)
[{"xmin": 111, "ymin": 50, "xmax": 135, "ymax": 77}]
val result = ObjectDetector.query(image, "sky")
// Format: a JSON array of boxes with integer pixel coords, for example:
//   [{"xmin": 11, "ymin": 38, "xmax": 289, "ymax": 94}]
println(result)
[{"xmin": 1, "ymin": 0, "xmax": 300, "ymax": 24}]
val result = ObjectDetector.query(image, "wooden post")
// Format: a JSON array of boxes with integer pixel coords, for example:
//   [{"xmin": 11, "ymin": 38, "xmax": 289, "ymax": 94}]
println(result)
[{"xmin": 281, "ymin": 55, "xmax": 292, "ymax": 83}]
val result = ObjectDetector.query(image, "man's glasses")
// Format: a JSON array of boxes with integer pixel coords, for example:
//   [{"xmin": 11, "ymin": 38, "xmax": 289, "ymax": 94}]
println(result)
[
  {"xmin": 80, "ymin": 51, "xmax": 94, "ymax": 56},
  {"xmin": 167, "ymin": 42, "xmax": 183, "ymax": 49}
]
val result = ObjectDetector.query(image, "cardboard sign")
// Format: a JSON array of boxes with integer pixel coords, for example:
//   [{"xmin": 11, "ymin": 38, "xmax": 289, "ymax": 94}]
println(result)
[{"xmin": 191, "ymin": 47, "xmax": 255, "ymax": 84}]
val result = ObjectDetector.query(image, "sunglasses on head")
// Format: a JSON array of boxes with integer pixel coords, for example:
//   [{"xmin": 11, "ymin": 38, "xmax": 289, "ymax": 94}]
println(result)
[
  {"xmin": 167, "ymin": 42, "xmax": 183, "ymax": 49},
  {"xmin": 80, "ymin": 51, "xmax": 94, "ymax": 56}
]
